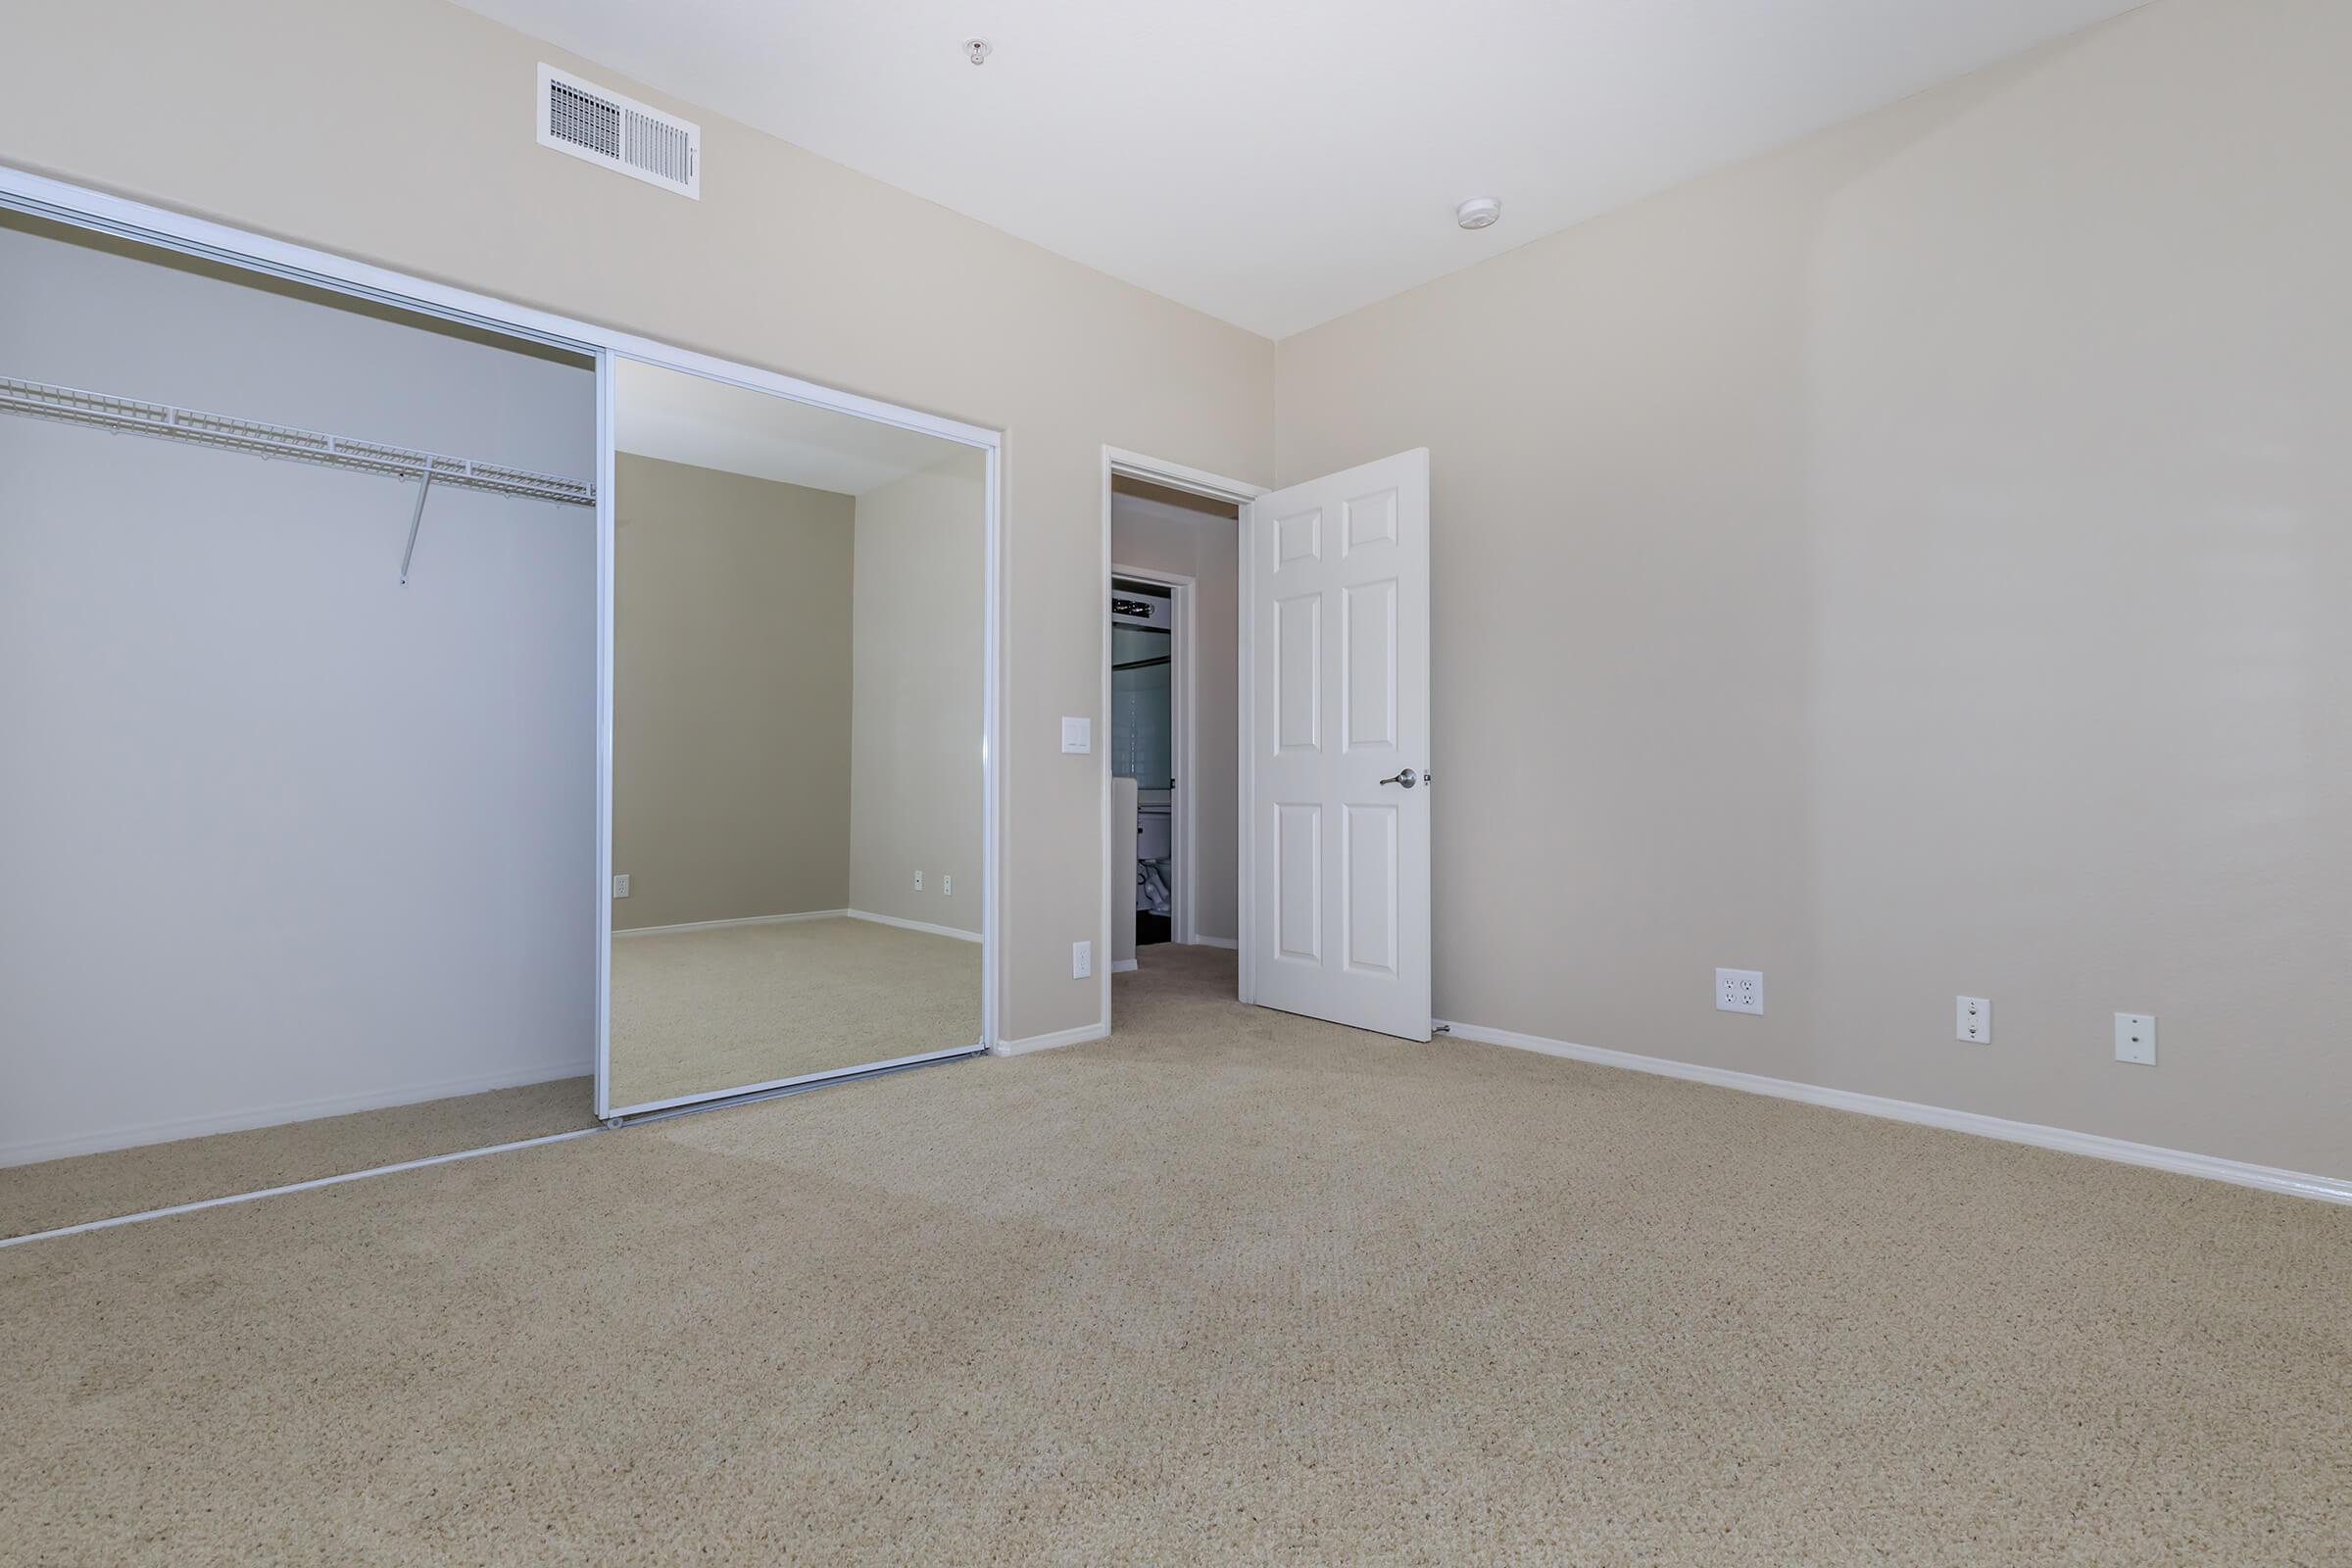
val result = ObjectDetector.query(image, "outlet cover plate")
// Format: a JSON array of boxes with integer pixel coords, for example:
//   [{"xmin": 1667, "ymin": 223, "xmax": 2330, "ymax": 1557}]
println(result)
[
  {"xmin": 612, "ymin": 873, "xmax": 630, "ymax": 898},
  {"xmin": 2115, "ymin": 1012, "xmax": 2156, "ymax": 1065},
  {"xmin": 1073, "ymin": 940, "xmax": 1093, "ymax": 979},
  {"xmin": 1715, "ymin": 968, "xmax": 1764, "ymax": 1015},
  {"xmin": 1957, "ymin": 996, "xmax": 1990, "ymax": 1044}
]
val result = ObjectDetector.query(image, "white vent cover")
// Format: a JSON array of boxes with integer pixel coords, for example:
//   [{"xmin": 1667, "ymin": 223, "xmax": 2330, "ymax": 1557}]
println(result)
[{"xmin": 536, "ymin": 64, "xmax": 699, "ymax": 199}]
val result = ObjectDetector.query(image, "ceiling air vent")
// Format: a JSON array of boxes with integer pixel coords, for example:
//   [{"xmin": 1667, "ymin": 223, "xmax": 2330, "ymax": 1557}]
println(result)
[{"xmin": 536, "ymin": 64, "xmax": 699, "ymax": 199}]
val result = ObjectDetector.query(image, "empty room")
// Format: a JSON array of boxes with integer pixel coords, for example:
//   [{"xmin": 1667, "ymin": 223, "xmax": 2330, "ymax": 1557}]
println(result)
[{"xmin": 1, "ymin": 1, "xmax": 2344, "ymax": 1562}]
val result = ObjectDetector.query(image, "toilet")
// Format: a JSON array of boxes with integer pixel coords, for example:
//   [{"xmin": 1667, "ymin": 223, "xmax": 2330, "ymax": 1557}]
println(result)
[{"xmin": 1136, "ymin": 791, "xmax": 1173, "ymax": 861}]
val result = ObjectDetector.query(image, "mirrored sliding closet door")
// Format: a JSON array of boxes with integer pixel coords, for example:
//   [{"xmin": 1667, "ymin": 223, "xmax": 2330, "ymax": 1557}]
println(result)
[{"xmin": 600, "ymin": 357, "xmax": 990, "ymax": 1116}]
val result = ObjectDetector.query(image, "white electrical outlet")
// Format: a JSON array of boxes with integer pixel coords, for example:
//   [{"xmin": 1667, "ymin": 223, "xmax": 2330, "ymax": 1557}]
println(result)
[
  {"xmin": 943, "ymin": 874, "xmax": 952, "ymax": 896},
  {"xmin": 2114, "ymin": 1012, "xmax": 2156, "ymax": 1065},
  {"xmin": 913, "ymin": 869, "xmax": 922, "ymax": 891},
  {"xmin": 1957, "ymin": 996, "xmax": 1991, "ymax": 1044},
  {"xmin": 612, "ymin": 873, "xmax": 630, "ymax": 898},
  {"xmin": 1715, "ymin": 968, "xmax": 1764, "ymax": 1015},
  {"xmin": 1072, "ymin": 940, "xmax": 1092, "ymax": 979}
]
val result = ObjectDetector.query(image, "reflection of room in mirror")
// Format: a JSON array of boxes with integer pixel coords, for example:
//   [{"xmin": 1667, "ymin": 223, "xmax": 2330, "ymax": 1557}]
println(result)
[{"xmin": 608, "ymin": 360, "xmax": 986, "ymax": 1112}]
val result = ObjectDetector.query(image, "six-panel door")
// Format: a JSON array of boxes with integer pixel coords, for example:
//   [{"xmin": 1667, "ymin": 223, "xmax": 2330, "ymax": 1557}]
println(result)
[{"xmin": 1249, "ymin": 450, "xmax": 1431, "ymax": 1040}]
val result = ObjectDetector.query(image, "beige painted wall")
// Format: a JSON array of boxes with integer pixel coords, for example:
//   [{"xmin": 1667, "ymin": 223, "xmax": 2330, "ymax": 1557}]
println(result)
[
  {"xmin": 1111, "ymin": 481, "xmax": 1242, "ymax": 944},
  {"xmin": 612, "ymin": 455, "xmax": 853, "ymax": 931},
  {"xmin": 849, "ymin": 456, "xmax": 987, "ymax": 935},
  {"xmin": 0, "ymin": 0, "xmax": 1274, "ymax": 1045},
  {"xmin": 1275, "ymin": 0, "xmax": 2352, "ymax": 1178}
]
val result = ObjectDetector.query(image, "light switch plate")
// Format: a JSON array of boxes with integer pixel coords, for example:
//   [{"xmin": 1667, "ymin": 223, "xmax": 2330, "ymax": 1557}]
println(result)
[
  {"xmin": 1061, "ymin": 716, "xmax": 1092, "ymax": 754},
  {"xmin": 1957, "ymin": 996, "xmax": 1990, "ymax": 1044},
  {"xmin": 2114, "ymin": 1012, "xmax": 2156, "ymax": 1065}
]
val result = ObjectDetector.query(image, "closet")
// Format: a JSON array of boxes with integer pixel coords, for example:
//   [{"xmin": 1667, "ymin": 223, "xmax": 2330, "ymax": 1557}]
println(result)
[
  {"xmin": 0, "ymin": 210, "xmax": 601, "ymax": 1198},
  {"xmin": 1, "ymin": 179, "xmax": 1001, "ymax": 1240}
]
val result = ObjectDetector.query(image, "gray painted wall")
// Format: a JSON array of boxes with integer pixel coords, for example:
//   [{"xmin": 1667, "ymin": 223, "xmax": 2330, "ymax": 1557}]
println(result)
[{"xmin": 0, "ymin": 216, "xmax": 597, "ymax": 1162}]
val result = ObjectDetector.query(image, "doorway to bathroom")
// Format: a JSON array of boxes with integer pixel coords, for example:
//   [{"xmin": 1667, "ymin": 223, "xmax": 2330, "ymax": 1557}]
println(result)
[
  {"xmin": 1111, "ymin": 573, "xmax": 1181, "ymax": 947},
  {"xmin": 1101, "ymin": 456, "xmax": 1250, "ymax": 994}
]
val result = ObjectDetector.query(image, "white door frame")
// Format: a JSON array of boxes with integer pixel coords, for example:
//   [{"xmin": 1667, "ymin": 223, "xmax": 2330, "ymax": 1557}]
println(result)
[
  {"xmin": 1110, "ymin": 564, "xmax": 1194, "ymax": 946},
  {"xmin": 1100, "ymin": 449, "xmax": 1266, "ymax": 1018},
  {"xmin": 0, "ymin": 165, "xmax": 1007, "ymax": 1122}
]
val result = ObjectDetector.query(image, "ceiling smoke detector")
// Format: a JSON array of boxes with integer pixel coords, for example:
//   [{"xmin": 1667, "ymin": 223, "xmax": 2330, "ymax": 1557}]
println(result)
[
  {"xmin": 1456, "ymin": 197, "xmax": 1502, "ymax": 231},
  {"xmin": 964, "ymin": 38, "xmax": 993, "ymax": 65}
]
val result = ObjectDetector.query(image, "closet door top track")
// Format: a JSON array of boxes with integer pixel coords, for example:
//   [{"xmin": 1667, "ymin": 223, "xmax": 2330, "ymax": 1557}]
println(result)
[{"xmin": 0, "ymin": 374, "xmax": 596, "ymax": 507}]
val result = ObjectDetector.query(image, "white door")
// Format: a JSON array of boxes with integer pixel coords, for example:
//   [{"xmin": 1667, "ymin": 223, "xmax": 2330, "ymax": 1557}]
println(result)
[{"xmin": 1245, "ymin": 450, "xmax": 1430, "ymax": 1040}]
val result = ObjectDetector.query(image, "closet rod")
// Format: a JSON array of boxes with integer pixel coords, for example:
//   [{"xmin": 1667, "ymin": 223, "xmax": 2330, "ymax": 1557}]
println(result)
[{"xmin": 0, "ymin": 375, "xmax": 597, "ymax": 508}]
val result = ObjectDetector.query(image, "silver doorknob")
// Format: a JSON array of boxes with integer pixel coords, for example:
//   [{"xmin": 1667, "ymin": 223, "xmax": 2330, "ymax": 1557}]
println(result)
[{"xmin": 1378, "ymin": 769, "xmax": 1421, "ymax": 789}]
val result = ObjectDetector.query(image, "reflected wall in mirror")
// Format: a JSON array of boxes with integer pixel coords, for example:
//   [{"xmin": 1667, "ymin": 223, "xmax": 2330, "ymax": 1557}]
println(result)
[{"xmin": 607, "ymin": 360, "xmax": 986, "ymax": 1112}]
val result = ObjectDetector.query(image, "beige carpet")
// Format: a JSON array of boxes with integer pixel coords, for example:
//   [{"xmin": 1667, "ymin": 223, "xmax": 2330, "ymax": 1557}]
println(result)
[
  {"xmin": 0, "ymin": 1077, "xmax": 597, "ymax": 1241},
  {"xmin": 609, "ymin": 915, "xmax": 982, "ymax": 1109},
  {"xmin": 3, "ymin": 944, "xmax": 2345, "ymax": 1564}
]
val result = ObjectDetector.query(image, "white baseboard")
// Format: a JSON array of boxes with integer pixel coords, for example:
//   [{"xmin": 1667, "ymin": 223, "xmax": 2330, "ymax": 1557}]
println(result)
[
  {"xmin": 0, "ymin": 1058, "xmax": 592, "ymax": 1169},
  {"xmin": 995, "ymin": 1020, "xmax": 1110, "ymax": 1057},
  {"xmin": 847, "ymin": 909, "xmax": 983, "ymax": 944},
  {"xmin": 1189, "ymin": 934, "xmax": 1239, "ymax": 951},
  {"xmin": 1109, "ymin": 958, "xmax": 1139, "ymax": 973},
  {"xmin": 614, "ymin": 908, "xmax": 847, "ymax": 938},
  {"xmin": 1437, "ymin": 1019, "xmax": 2352, "ymax": 1207}
]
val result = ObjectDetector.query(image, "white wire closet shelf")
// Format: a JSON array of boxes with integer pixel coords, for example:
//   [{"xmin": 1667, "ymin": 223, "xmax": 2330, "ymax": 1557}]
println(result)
[{"xmin": 0, "ymin": 375, "xmax": 597, "ymax": 508}]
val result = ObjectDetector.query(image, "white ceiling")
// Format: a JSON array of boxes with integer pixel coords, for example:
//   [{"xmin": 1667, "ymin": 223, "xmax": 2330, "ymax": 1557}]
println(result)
[
  {"xmin": 614, "ymin": 358, "xmax": 965, "ymax": 495},
  {"xmin": 464, "ymin": 0, "xmax": 2146, "ymax": 340}
]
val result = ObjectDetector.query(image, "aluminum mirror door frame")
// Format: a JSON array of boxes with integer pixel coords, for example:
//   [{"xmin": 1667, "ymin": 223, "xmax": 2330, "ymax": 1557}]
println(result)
[
  {"xmin": 593, "ymin": 349, "xmax": 1002, "ymax": 1122},
  {"xmin": 0, "ymin": 166, "xmax": 1002, "ymax": 1131}
]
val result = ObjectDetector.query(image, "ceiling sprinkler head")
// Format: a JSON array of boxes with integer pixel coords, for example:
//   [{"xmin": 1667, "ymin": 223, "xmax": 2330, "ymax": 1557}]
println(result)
[
  {"xmin": 1456, "ymin": 197, "xmax": 1502, "ymax": 231},
  {"xmin": 965, "ymin": 38, "xmax": 993, "ymax": 66}
]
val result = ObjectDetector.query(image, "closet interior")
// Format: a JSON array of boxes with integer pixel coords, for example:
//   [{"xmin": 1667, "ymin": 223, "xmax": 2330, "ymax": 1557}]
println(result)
[{"xmin": 0, "ymin": 211, "xmax": 603, "ymax": 1236}]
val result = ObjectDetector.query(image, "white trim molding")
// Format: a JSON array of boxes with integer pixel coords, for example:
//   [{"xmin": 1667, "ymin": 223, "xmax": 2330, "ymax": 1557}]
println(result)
[
  {"xmin": 1438, "ymin": 1019, "xmax": 2352, "ymax": 1207},
  {"xmin": 995, "ymin": 1021, "xmax": 1110, "ymax": 1057},
  {"xmin": 1109, "ymin": 957, "xmax": 1140, "ymax": 973},
  {"xmin": 0, "ymin": 1060, "xmax": 591, "ymax": 1168},
  {"xmin": 1187, "ymin": 935, "xmax": 1240, "ymax": 951},
  {"xmin": 846, "ymin": 909, "xmax": 983, "ymax": 944},
  {"xmin": 0, "ymin": 168, "xmax": 996, "ymax": 445},
  {"xmin": 607, "ymin": 1044, "xmax": 984, "ymax": 1119},
  {"xmin": 613, "ymin": 909, "xmax": 848, "ymax": 938},
  {"xmin": 0, "ymin": 1127, "xmax": 607, "ymax": 1250}
]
